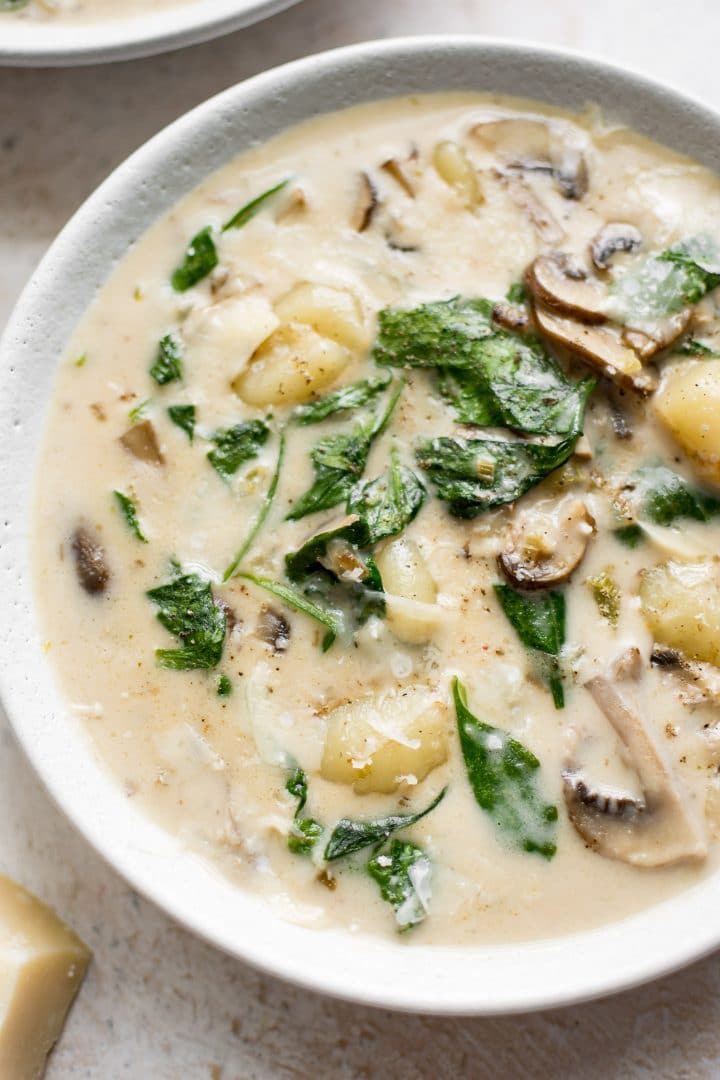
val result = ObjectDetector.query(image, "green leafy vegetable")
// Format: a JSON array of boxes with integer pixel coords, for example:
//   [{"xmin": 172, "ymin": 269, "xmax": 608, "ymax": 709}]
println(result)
[
  {"xmin": 587, "ymin": 571, "xmax": 621, "ymax": 627},
  {"xmin": 171, "ymin": 226, "xmax": 218, "ymax": 292},
  {"xmin": 634, "ymin": 465, "xmax": 720, "ymax": 526},
  {"xmin": 676, "ymin": 338, "xmax": 720, "ymax": 357},
  {"xmin": 609, "ymin": 235, "xmax": 720, "ymax": 321},
  {"xmin": 207, "ymin": 419, "xmax": 269, "ymax": 480},
  {"xmin": 285, "ymin": 767, "xmax": 322, "ymax": 856},
  {"xmin": 286, "ymin": 379, "xmax": 404, "ymax": 521},
  {"xmin": 224, "ymin": 432, "xmax": 286, "ymax": 580},
  {"xmin": 292, "ymin": 372, "xmax": 391, "ymax": 425},
  {"xmin": 217, "ymin": 673, "xmax": 233, "ymax": 697},
  {"xmin": 494, "ymin": 585, "xmax": 566, "ymax": 708},
  {"xmin": 614, "ymin": 523, "xmax": 643, "ymax": 548},
  {"xmin": 113, "ymin": 490, "xmax": 148, "ymax": 543},
  {"xmin": 453, "ymin": 677, "xmax": 558, "ymax": 858},
  {"xmin": 222, "ymin": 178, "xmax": 290, "ymax": 232},
  {"xmin": 239, "ymin": 573, "xmax": 342, "ymax": 651},
  {"xmin": 150, "ymin": 333, "xmax": 183, "ymax": 385},
  {"xmin": 416, "ymin": 430, "xmax": 581, "ymax": 520},
  {"xmin": 167, "ymin": 404, "xmax": 196, "ymax": 441},
  {"xmin": 347, "ymin": 448, "xmax": 426, "ymax": 544},
  {"xmin": 325, "ymin": 788, "xmax": 446, "ymax": 861},
  {"xmin": 127, "ymin": 398, "xmax": 150, "ymax": 423},
  {"xmin": 147, "ymin": 569, "xmax": 226, "ymax": 670},
  {"xmin": 285, "ymin": 515, "xmax": 369, "ymax": 582},
  {"xmin": 506, "ymin": 281, "xmax": 528, "ymax": 304},
  {"xmin": 374, "ymin": 297, "xmax": 594, "ymax": 435},
  {"xmin": 0, "ymin": 0, "xmax": 29, "ymax": 9},
  {"xmin": 367, "ymin": 840, "xmax": 432, "ymax": 931}
]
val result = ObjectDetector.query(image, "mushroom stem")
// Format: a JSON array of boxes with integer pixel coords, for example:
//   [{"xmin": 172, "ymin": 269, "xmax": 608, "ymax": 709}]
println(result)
[{"xmin": 563, "ymin": 649, "xmax": 707, "ymax": 866}]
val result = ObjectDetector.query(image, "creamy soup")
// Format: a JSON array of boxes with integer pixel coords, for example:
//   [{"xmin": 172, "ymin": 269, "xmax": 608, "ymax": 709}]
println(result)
[
  {"xmin": 33, "ymin": 93, "xmax": 720, "ymax": 943},
  {"xmin": 2, "ymin": 0, "xmax": 189, "ymax": 21}
]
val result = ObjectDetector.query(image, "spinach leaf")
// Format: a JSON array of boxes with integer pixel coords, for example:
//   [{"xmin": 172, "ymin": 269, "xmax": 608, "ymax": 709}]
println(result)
[
  {"xmin": 239, "ymin": 573, "xmax": 343, "ymax": 652},
  {"xmin": 1, "ymin": 0, "xmax": 29, "ymax": 8},
  {"xmin": 416, "ymin": 430, "xmax": 580, "ymax": 520},
  {"xmin": 217, "ymin": 673, "xmax": 233, "ymax": 697},
  {"xmin": 506, "ymin": 281, "xmax": 528, "ymax": 304},
  {"xmin": 171, "ymin": 227, "xmax": 218, "ymax": 292},
  {"xmin": 224, "ymin": 432, "xmax": 285, "ymax": 580},
  {"xmin": 676, "ymin": 338, "xmax": 720, "ymax": 357},
  {"xmin": 292, "ymin": 372, "xmax": 391, "ymax": 425},
  {"xmin": 222, "ymin": 178, "xmax": 290, "ymax": 232},
  {"xmin": 494, "ymin": 585, "xmax": 565, "ymax": 708},
  {"xmin": 453, "ymin": 677, "xmax": 558, "ymax": 858},
  {"xmin": 614, "ymin": 523, "xmax": 644, "ymax": 548},
  {"xmin": 285, "ymin": 515, "xmax": 369, "ymax": 582},
  {"xmin": 367, "ymin": 840, "xmax": 432, "ymax": 931},
  {"xmin": 286, "ymin": 379, "xmax": 403, "ymax": 521},
  {"xmin": 325, "ymin": 788, "xmax": 446, "ymax": 861},
  {"xmin": 150, "ymin": 333, "xmax": 183, "ymax": 385},
  {"xmin": 207, "ymin": 419, "xmax": 269, "ymax": 480},
  {"xmin": 113, "ymin": 491, "xmax": 148, "ymax": 543},
  {"xmin": 609, "ymin": 235, "xmax": 720, "ymax": 321},
  {"xmin": 374, "ymin": 297, "xmax": 594, "ymax": 435},
  {"xmin": 285, "ymin": 767, "xmax": 322, "ymax": 855},
  {"xmin": 347, "ymin": 448, "xmax": 426, "ymax": 544},
  {"xmin": 167, "ymin": 404, "xmax": 196, "ymax": 441},
  {"xmin": 147, "ymin": 569, "xmax": 226, "ymax": 670},
  {"xmin": 634, "ymin": 465, "xmax": 720, "ymax": 526}
]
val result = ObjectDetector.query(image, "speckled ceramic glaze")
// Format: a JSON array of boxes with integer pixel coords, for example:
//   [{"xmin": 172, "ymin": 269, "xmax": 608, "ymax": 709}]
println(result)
[
  {"xmin": 3, "ymin": 38, "xmax": 720, "ymax": 1014},
  {"xmin": 0, "ymin": 0, "xmax": 301, "ymax": 67}
]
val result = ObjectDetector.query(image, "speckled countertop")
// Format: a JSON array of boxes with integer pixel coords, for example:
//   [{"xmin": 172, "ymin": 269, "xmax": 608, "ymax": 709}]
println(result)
[{"xmin": 3, "ymin": 2, "xmax": 720, "ymax": 1076}]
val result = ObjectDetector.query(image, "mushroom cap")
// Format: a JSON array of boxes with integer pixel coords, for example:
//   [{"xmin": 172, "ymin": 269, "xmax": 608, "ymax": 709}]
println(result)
[
  {"xmin": 526, "ymin": 254, "xmax": 607, "ymax": 324},
  {"xmin": 498, "ymin": 497, "xmax": 596, "ymax": 589},
  {"xmin": 590, "ymin": 222, "xmax": 643, "ymax": 271}
]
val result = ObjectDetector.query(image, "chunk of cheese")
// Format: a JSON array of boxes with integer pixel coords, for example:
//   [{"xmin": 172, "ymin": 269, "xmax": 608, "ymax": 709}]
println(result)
[{"xmin": 0, "ymin": 875, "xmax": 90, "ymax": 1079}]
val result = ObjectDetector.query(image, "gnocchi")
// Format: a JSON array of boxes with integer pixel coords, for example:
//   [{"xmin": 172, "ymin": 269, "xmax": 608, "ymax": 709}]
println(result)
[
  {"xmin": 655, "ymin": 361, "xmax": 720, "ymax": 480},
  {"xmin": 640, "ymin": 559, "xmax": 720, "ymax": 666},
  {"xmin": 375, "ymin": 538, "xmax": 439, "ymax": 645},
  {"xmin": 320, "ymin": 686, "xmax": 449, "ymax": 794},
  {"xmin": 232, "ymin": 323, "xmax": 351, "ymax": 406}
]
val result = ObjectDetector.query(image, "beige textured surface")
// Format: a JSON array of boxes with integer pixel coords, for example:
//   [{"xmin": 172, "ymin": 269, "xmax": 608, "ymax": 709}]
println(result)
[{"xmin": 2, "ymin": 1, "xmax": 720, "ymax": 1075}]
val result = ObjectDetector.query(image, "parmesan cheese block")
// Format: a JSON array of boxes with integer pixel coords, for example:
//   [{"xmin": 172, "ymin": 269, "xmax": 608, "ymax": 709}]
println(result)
[{"xmin": 0, "ymin": 875, "xmax": 90, "ymax": 1080}]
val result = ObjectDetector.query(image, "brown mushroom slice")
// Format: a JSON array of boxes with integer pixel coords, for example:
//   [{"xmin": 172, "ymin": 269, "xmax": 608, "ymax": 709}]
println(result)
[
  {"xmin": 499, "ymin": 497, "xmax": 595, "ymax": 589},
  {"xmin": 563, "ymin": 651, "xmax": 707, "ymax": 867},
  {"xmin": 351, "ymin": 172, "xmax": 378, "ymax": 232},
  {"xmin": 496, "ymin": 172, "xmax": 564, "ymax": 244},
  {"xmin": 591, "ymin": 222, "xmax": 642, "ymax": 271},
  {"xmin": 491, "ymin": 301, "xmax": 529, "ymax": 332},
  {"xmin": 533, "ymin": 306, "xmax": 657, "ymax": 393},
  {"xmin": 474, "ymin": 118, "xmax": 588, "ymax": 199},
  {"xmin": 621, "ymin": 307, "xmax": 692, "ymax": 361},
  {"xmin": 256, "ymin": 605, "xmax": 290, "ymax": 653},
  {"xmin": 71, "ymin": 526, "xmax": 110, "ymax": 595},
  {"xmin": 525, "ymin": 254, "xmax": 607, "ymax": 323},
  {"xmin": 380, "ymin": 156, "xmax": 417, "ymax": 198},
  {"xmin": 120, "ymin": 419, "xmax": 164, "ymax": 466}
]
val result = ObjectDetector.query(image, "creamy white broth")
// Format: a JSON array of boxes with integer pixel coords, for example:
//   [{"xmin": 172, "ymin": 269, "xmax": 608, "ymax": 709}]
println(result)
[{"xmin": 33, "ymin": 93, "xmax": 720, "ymax": 943}]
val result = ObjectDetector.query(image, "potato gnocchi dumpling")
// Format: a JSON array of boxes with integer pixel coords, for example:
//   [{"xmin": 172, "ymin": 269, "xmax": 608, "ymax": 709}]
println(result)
[
  {"xmin": 640, "ymin": 559, "xmax": 720, "ymax": 666},
  {"xmin": 232, "ymin": 323, "xmax": 351, "ymax": 406},
  {"xmin": 655, "ymin": 361, "xmax": 720, "ymax": 481},
  {"xmin": 320, "ymin": 686, "xmax": 449, "ymax": 793}
]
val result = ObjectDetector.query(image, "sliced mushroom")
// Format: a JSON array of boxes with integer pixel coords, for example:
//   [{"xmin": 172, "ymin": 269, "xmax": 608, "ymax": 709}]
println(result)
[
  {"xmin": 256, "ymin": 605, "xmax": 290, "ymax": 653},
  {"xmin": 492, "ymin": 301, "xmax": 529, "ymax": 332},
  {"xmin": 71, "ymin": 526, "xmax": 110, "ymax": 595},
  {"xmin": 533, "ymin": 306, "xmax": 657, "ymax": 393},
  {"xmin": 351, "ymin": 172, "xmax": 378, "ymax": 232},
  {"xmin": 380, "ymin": 155, "xmax": 417, "ymax": 198},
  {"xmin": 498, "ymin": 497, "xmax": 595, "ymax": 589},
  {"xmin": 591, "ymin": 222, "xmax": 642, "ymax": 270},
  {"xmin": 495, "ymin": 172, "xmax": 564, "ymax": 244},
  {"xmin": 525, "ymin": 254, "xmax": 607, "ymax": 323},
  {"xmin": 621, "ymin": 307, "xmax": 692, "ymax": 361},
  {"xmin": 474, "ymin": 118, "xmax": 588, "ymax": 199},
  {"xmin": 651, "ymin": 645, "xmax": 720, "ymax": 706},
  {"xmin": 120, "ymin": 419, "xmax": 164, "ymax": 466},
  {"xmin": 563, "ymin": 649, "xmax": 707, "ymax": 867}
]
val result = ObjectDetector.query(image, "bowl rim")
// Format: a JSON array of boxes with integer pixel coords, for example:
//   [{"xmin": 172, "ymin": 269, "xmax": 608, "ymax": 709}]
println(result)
[
  {"xmin": 0, "ymin": 0, "xmax": 300, "ymax": 67},
  {"xmin": 3, "ymin": 34, "xmax": 720, "ymax": 1015}
]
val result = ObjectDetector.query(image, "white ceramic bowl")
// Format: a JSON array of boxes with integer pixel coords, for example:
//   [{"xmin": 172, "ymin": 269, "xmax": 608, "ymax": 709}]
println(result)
[
  {"xmin": 0, "ymin": 0, "xmax": 300, "ymax": 67},
  {"xmin": 2, "ymin": 36, "xmax": 720, "ymax": 1015}
]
